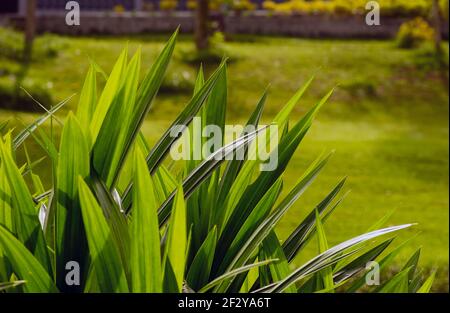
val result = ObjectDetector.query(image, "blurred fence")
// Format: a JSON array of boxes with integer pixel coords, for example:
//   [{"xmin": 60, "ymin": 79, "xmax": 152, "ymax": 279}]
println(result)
[
  {"xmin": 3, "ymin": 11, "xmax": 449, "ymax": 39},
  {"xmin": 1, "ymin": 0, "xmax": 270, "ymax": 13}
]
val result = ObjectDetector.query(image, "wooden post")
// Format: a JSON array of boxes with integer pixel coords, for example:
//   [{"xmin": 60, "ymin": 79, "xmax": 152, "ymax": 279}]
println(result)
[
  {"xmin": 195, "ymin": 0, "xmax": 209, "ymax": 51},
  {"xmin": 18, "ymin": 0, "xmax": 27, "ymax": 16},
  {"xmin": 134, "ymin": 0, "xmax": 144, "ymax": 11},
  {"xmin": 431, "ymin": 0, "xmax": 443, "ymax": 53},
  {"xmin": 23, "ymin": 0, "xmax": 37, "ymax": 64}
]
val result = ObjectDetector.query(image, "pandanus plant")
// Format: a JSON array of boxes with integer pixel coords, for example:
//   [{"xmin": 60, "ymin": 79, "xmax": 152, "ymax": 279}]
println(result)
[{"xmin": 0, "ymin": 30, "xmax": 435, "ymax": 293}]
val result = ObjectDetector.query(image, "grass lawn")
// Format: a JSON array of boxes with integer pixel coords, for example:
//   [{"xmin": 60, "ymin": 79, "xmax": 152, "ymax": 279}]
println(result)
[{"xmin": 0, "ymin": 34, "xmax": 448, "ymax": 291}]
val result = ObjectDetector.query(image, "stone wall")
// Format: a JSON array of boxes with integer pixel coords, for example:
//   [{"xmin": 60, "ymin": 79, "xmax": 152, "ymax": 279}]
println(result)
[{"xmin": 5, "ymin": 12, "xmax": 449, "ymax": 39}]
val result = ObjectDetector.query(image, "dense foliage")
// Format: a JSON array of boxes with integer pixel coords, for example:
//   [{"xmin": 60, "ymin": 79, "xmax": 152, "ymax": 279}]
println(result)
[{"xmin": 0, "ymin": 31, "xmax": 435, "ymax": 293}]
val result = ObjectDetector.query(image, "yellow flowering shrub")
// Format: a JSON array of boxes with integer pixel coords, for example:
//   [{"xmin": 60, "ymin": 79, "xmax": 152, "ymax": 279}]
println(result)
[
  {"xmin": 160, "ymin": 0, "xmax": 178, "ymax": 11},
  {"xmin": 262, "ymin": 0, "xmax": 440, "ymax": 17}
]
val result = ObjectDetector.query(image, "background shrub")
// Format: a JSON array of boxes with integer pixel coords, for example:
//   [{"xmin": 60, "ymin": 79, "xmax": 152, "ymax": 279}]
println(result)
[
  {"xmin": 0, "ymin": 27, "xmax": 68, "ymax": 62},
  {"xmin": 0, "ymin": 78, "xmax": 53, "ymax": 111},
  {"xmin": 160, "ymin": 69, "xmax": 195, "ymax": 94},
  {"xmin": 396, "ymin": 17, "xmax": 435, "ymax": 49}
]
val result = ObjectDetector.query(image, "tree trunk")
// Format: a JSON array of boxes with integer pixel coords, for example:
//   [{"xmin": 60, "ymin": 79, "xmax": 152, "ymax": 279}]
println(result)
[
  {"xmin": 23, "ymin": 0, "xmax": 37, "ymax": 64},
  {"xmin": 431, "ymin": 0, "xmax": 442, "ymax": 53},
  {"xmin": 195, "ymin": 0, "xmax": 209, "ymax": 51},
  {"xmin": 430, "ymin": 0, "xmax": 448, "ymax": 85}
]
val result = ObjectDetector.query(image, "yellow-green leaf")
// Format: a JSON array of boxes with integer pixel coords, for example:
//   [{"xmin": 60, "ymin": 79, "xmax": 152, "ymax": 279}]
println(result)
[
  {"xmin": 164, "ymin": 184, "xmax": 187, "ymax": 292},
  {"xmin": 78, "ymin": 177, "xmax": 129, "ymax": 292},
  {"xmin": 130, "ymin": 147, "xmax": 162, "ymax": 292},
  {"xmin": 0, "ymin": 226, "xmax": 57, "ymax": 292}
]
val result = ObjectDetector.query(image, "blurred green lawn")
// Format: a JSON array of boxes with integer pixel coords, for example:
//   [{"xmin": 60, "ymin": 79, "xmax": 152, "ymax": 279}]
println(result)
[{"xmin": 0, "ymin": 34, "xmax": 448, "ymax": 290}]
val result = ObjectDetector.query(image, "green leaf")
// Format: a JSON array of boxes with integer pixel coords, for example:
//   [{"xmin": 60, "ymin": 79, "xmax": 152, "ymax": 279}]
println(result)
[
  {"xmin": 314, "ymin": 209, "xmax": 334, "ymax": 292},
  {"xmin": 54, "ymin": 113, "xmax": 90, "ymax": 291},
  {"xmin": 216, "ymin": 108, "xmax": 275, "ymax": 234},
  {"xmin": 0, "ymin": 163, "xmax": 14, "ymax": 233},
  {"xmin": 89, "ymin": 46, "xmax": 128, "ymax": 143},
  {"xmin": 88, "ymin": 57, "xmax": 108, "ymax": 80},
  {"xmin": 215, "ymin": 153, "xmax": 331, "ymax": 283},
  {"xmin": 0, "ymin": 162, "xmax": 14, "ymax": 282},
  {"xmin": 122, "ymin": 60, "xmax": 227, "ymax": 212},
  {"xmin": 269, "ymin": 224, "xmax": 412, "ymax": 293},
  {"xmin": 93, "ymin": 49, "xmax": 141, "ymax": 187},
  {"xmin": 0, "ymin": 120, "xmax": 9, "ymax": 134},
  {"xmin": 333, "ymin": 238, "xmax": 394, "ymax": 284},
  {"xmin": 0, "ymin": 280, "xmax": 26, "ymax": 291},
  {"xmin": 260, "ymin": 231, "xmax": 296, "ymax": 293},
  {"xmin": 240, "ymin": 262, "xmax": 259, "ymax": 292},
  {"xmin": 417, "ymin": 270, "xmax": 436, "ymax": 293},
  {"xmin": 373, "ymin": 248, "xmax": 421, "ymax": 293},
  {"xmin": 215, "ymin": 155, "xmax": 331, "ymax": 292},
  {"xmin": 184, "ymin": 65, "xmax": 205, "ymax": 173},
  {"xmin": 186, "ymin": 226, "xmax": 217, "ymax": 291},
  {"xmin": 202, "ymin": 62, "xmax": 227, "ymax": 142},
  {"xmin": 13, "ymin": 95, "xmax": 72, "ymax": 150},
  {"xmin": 273, "ymin": 75, "xmax": 315, "ymax": 127},
  {"xmin": 153, "ymin": 165, "xmax": 178, "ymax": 205},
  {"xmin": 130, "ymin": 147, "xmax": 162, "ymax": 292},
  {"xmin": 184, "ymin": 66, "xmax": 205, "ymax": 177},
  {"xmin": 89, "ymin": 173, "xmax": 131, "ymax": 281},
  {"xmin": 196, "ymin": 63, "xmax": 228, "ymax": 242},
  {"xmin": 145, "ymin": 61, "xmax": 226, "ymax": 173},
  {"xmin": 217, "ymin": 90, "xmax": 334, "ymax": 265},
  {"xmin": 78, "ymin": 177, "xmax": 129, "ymax": 292},
  {"xmin": 198, "ymin": 259, "xmax": 278, "ymax": 293},
  {"xmin": 0, "ymin": 135, "xmax": 51, "ymax": 274},
  {"xmin": 218, "ymin": 178, "xmax": 283, "ymax": 275},
  {"xmin": 378, "ymin": 267, "xmax": 412, "ymax": 293},
  {"xmin": 193, "ymin": 65, "xmax": 205, "ymax": 94},
  {"xmin": 26, "ymin": 124, "xmax": 59, "ymax": 164},
  {"xmin": 333, "ymin": 208, "xmax": 395, "ymax": 272},
  {"xmin": 162, "ymin": 258, "xmax": 179, "ymax": 293},
  {"xmin": 403, "ymin": 249, "xmax": 421, "ymax": 283},
  {"xmin": 215, "ymin": 89, "xmax": 268, "ymax": 221},
  {"xmin": 95, "ymin": 29, "xmax": 179, "ymax": 189},
  {"xmin": 157, "ymin": 126, "xmax": 268, "ymax": 226},
  {"xmin": 164, "ymin": 184, "xmax": 187, "ymax": 292},
  {"xmin": 346, "ymin": 235, "xmax": 416, "ymax": 292},
  {"xmin": 282, "ymin": 178, "xmax": 346, "ymax": 262},
  {"xmin": 0, "ymin": 225, "xmax": 58, "ymax": 292}
]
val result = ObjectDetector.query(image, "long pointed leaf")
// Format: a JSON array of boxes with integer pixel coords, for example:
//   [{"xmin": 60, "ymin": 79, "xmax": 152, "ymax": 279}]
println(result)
[
  {"xmin": 0, "ymin": 226, "xmax": 57, "ymax": 292},
  {"xmin": 78, "ymin": 177, "xmax": 129, "ymax": 292},
  {"xmin": 130, "ymin": 147, "xmax": 162, "ymax": 292},
  {"xmin": 55, "ymin": 113, "xmax": 90, "ymax": 291}
]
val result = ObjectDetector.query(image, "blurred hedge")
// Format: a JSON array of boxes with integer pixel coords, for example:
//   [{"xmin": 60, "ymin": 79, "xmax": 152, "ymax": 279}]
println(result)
[
  {"xmin": 0, "ymin": 78, "xmax": 52, "ymax": 111},
  {"xmin": 0, "ymin": 27, "xmax": 67, "ymax": 62},
  {"xmin": 262, "ymin": 0, "xmax": 449, "ymax": 18}
]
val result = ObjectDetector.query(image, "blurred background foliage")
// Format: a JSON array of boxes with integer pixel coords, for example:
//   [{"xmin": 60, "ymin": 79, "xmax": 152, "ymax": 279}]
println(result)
[{"xmin": 262, "ymin": 0, "xmax": 448, "ymax": 17}]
